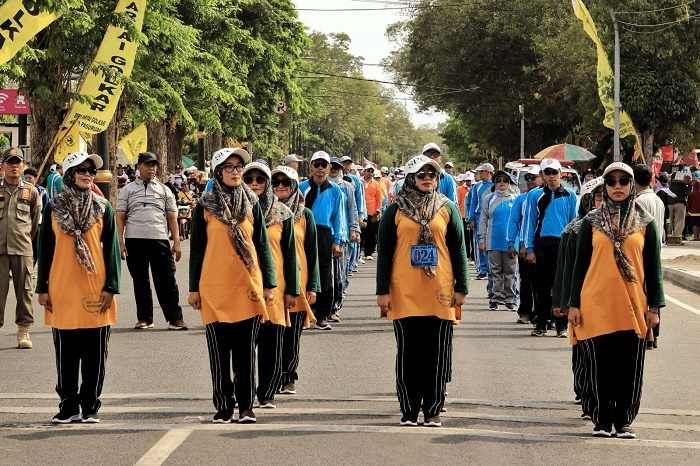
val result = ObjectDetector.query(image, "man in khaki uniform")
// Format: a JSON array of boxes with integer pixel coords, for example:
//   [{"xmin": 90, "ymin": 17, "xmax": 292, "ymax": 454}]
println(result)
[{"xmin": 0, "ymin": 149, "xmax": 41, "ymax": 349}]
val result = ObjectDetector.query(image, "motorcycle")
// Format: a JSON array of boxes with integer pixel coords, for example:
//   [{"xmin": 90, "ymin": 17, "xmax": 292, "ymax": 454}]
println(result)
[{"xmin": 177, "ymin": 204, "xmax": 192, "ymax": 240}]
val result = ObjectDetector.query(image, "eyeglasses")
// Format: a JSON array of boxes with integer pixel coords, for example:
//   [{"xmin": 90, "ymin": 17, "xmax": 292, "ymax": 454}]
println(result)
[
  {"xmin": 543, "ymin": 168, "xmax": 559, "ymax": 176},
  {"xmin": 244, "ymin": 175, "xmax": 267, "ymax": 185},
  {"xmin": 75, "ymin": 167, "xmax": 97, "ymax": 176},
  {"xmin": 312, "ymin": 160, "xmax": 329, "ymax": 169},
  {"xmin": 272, "ymin": 178, "xmax": 292, "ymax": 188},
  {"xmin": 494, "ymin": 177, "xmax": 510, "ymax": 184},
  {"xmin": 604, "ymin": 176, "xmax": 632, "ymax": 187},
  {"xmin": 524, "ymin": 174, "xmax": 537, "ymax": 181},
  {"xmin": 415, "ymin": 170, "xmax": 437, "ymax": 180},
  {"xmin": 425, "ymin": 150, "xmax": 440, "ymax": 158},
  {"xmin": 220, "ymin": 164, "xmax": 243, "ymax": 174}
]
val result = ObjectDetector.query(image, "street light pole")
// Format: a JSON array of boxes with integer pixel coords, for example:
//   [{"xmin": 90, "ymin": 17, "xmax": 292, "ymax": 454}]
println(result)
[
  {"xmin": 519, "ymin": 104, "xmax": 525, "ymax": 159},
  {"xmin": 612, "ymin": 11, "xmax": 622, "ymax": 162}
]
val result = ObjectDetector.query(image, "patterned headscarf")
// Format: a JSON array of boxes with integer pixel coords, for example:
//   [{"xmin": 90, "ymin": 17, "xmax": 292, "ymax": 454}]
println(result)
[
  {"xmin": 586, "ymin": 180, "xmax": 653, "ymax": 282},
  {"xmin": 395, "ymin": 171, "xmax": 449, "ymax": 278},
  {"xmin": 51, "ymin": 167, "xmax": 106, "ymax": 273},
  {"xmin": 250, "ymin": 169, "xmax": 293, "ymax": 227},
  {"xmin": 200, "ymin": 169, "xmax": 258, "ymax": 270},
  {"xmin": 279, "ymin": 177, "xmax": 305, "ymax": 222}
]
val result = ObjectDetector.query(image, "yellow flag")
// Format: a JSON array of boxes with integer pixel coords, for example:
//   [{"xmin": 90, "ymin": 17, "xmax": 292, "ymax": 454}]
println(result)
[
  {"xmin": 54, "ymin": 124, "xmax": 82, "ymax": 163},
  {"xmin": 0, "ymin": 0, "xmax": 59, "ymax": 65},
  {"xmin": 61, "ymin": 0, "xmax": 147, "ymax": 134},
  {"xmin": 571, "ymin": 0, "xmax": 643, "ymax": 159},
  {"xmin": 118, "ymin": 123, "xmax": 147, "ymax": 163}
]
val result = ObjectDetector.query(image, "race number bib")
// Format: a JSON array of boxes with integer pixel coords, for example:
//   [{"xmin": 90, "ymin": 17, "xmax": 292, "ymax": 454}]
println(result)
[{"xmin": 410, "ymin": 244, "xmax": 438, "ymax": 268}]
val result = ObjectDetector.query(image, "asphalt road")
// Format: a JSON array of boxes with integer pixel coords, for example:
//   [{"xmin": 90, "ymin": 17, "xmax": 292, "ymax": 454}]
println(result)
[{"xmin": 1, "ymin": 242, "xmax": 700, "ymax": 465}]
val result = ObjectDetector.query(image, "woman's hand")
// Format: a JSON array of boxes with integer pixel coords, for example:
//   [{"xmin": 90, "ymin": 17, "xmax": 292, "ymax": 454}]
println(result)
[
  {"xmin": 188, "ymin": 292, "xmax": 201, "ymax": 310},
  {"xmin": 568, "ymin": 307, "xmax": 582, "ymax": 327},
  {"xmin": 263, "ymin": 288, "xmax": 274, "ymax": 305},
  {"xmin": 306, "ymin": 291, "xmax": 317, "ymax": 305},
  {"xmin": 38, "ymin": 293, "xmax": 52, "ymax": 312},
  {"xmin": 646, "ymin": 308, "xmax": 660, "ymax": 328},
  {"xmin": 453, "ymin": 292, "xmax": 466, "ymax": 307},
  {"xmin": 284, "ymin": 294, "xmax": 296, "ymax": 310},
  {"xmin": 377, "ymin": 294, "xmax": 391, "ymax": 317},
  {"xmin": 99, "ymin": 291, "xmax": 114, "ymax": 313}
]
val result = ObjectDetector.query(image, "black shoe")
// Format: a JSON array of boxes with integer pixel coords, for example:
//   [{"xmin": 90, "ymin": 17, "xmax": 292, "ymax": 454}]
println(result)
[
  {"xmin": 315, "ymin": 320, "xmax": 332, "ymax": 330},
  {"xmin": 489, "ymin": 302, "xmax": 498, "ymax": 311},
  {"xmin": 505, "ymin": 303, "xmax": 515, "ymax": 311},
  {"xmin": 51, "ymin": 410, "xmax": 82, "ymax": 424},
  {"xmin": 424, "ymin": 415, "xmax": 442, "ymax": 427},
  {"xmin": 81, "ymin": 412, "xmax": 100, "ymax": 423},
  {"xmin": 615, "ymin": 424, "xmax": 636, "ymax": 439},
  {"xmin": 238, "ymin": 410, "xmax": 257, "ymax": 424},
  {"xmin": 212, "ymin": 411, "xmax": 233, "ymax": 424},
  {"xmin": 592, "ymin": 424, "xmax": 613, "ymax": 437},
  {"xmin": 399, "ymin": 416, "xmax": 418, "ymax": 426}
]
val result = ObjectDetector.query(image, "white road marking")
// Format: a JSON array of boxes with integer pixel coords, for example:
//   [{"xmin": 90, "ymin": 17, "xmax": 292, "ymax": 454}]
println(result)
[
  {"xmin": 134, "ymin": 428, "xmax": 192, "ymax": 466},
  {"xmin": 665, "ymin": 294, "xmax": 700, "ymax": 317}
]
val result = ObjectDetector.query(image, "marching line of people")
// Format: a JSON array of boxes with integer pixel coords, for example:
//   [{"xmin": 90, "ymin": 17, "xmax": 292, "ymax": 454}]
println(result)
[{"xmin": 2, "ymin": 142, "xmax": 664, "ymax": 437}]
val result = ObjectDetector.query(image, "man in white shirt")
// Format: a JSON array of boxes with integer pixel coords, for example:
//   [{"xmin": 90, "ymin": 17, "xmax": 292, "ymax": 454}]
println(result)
[{"xmin": 634, "ymin": 165, "xmax": 665, "ymax": 245}]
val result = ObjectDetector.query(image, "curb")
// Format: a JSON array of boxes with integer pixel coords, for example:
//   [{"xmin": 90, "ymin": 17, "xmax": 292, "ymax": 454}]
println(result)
[{"xmin": 663, "ymin": 267, "xmax": 700, "ymax": 294}]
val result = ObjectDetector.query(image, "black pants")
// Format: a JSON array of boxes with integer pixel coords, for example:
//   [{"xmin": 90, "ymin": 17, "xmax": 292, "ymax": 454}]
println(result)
[
  {"xmin": 518, "ymin": 256, "xmax": 536, "ymax": 320},
  {"xmin": 534, "ymin": 237, "xmax": 566, "ymax": 331},
  {"xmin": 578, "ymin": 331, "xmax": 646, "ymax": 428},
  {"xmin": 393, "ymin": 316, "xmax": 453, "ymax": 420},
  {"xmin": 257, "ymin": 322, "xmax": 284, "ymax": 403},
  {"xmin": 362, "ymin": 215, "xmax": 379, "ymax": 257},
  {"xmin": 125, "ymin": 238, "xmax": 183, "ymax": 324},
  {"xmin": 282, "ymin": 311, "xmax": 306, "ymax": 386},
  {"xmin": 463, "ymin": 220, "xmax": 474, "ymax": 261},
  {"xmin": 52, "ymin": 326, "xmax": 110, "ymax": 414},
  {"xmin": 204, "ymin": 317, "xmax": 260, "ymax": 415},
  {"xmin": 313, "ymin": 227, "xmax": 334, "ymax": 322}
]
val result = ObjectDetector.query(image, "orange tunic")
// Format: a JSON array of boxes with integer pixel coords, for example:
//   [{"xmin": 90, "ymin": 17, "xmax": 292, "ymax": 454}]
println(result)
[
  {"xmin": 267, "ymin": 222, "xmax": 290, "ymax": 326},
  {"xmin": 571, "ymin": 228, "xmax": 649, "ymax": 343},
  {"xmin": 199, "ymin": 211, "xmax": 269, "ymax": 325},
  {"xmin": 388, "ymin": 208, "xmax": 457, "ymax": 322},
  {"xmin": 292, "ymin": 214, "xmax": 316, "ymax": 327},
  {"xmin": 45, "ymin": 217, "xmax": 116, "ymax": 330}
]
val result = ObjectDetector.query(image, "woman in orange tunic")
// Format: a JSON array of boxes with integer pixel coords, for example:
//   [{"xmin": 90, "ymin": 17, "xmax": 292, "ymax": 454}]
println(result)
[
  {"xmin": 188, "ymin": 148, "xmax": 276, "ymax": 424},
  {"xmin": 243, "ymin": 161, "xmax": 299, "ymax": 409},
  {"xmin": 376, "ymin": 155, "xmax": 468, "ymax": 428},
  {"xmin": 36, "ymin": 152, "xmax": 121, "ymax": 424},
  {"xmin": 568, "ymin": 162, "xmax": 664, "ymax": 439},
  {"xmin": 270, "ymin": 166, "xmax": 320, "ymax": 395}
]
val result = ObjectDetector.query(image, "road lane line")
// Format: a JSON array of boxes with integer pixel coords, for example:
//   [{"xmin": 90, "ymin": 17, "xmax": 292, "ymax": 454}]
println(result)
[
  {"xmin": 665, "ymin": 294, "xmax": 700, "ymax": 317},
  {"xmin": 134, "ymin": 428, "xmax": 192, "ymax": 466}
]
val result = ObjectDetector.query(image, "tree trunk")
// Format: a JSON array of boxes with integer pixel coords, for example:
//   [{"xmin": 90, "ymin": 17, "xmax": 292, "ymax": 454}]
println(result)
[
  {"xmin": 208, "ymin": 131, "xmax": 223, "ymax": 153},
  {"xmin": 166, "ymin": 123, "xmax": 186, "ymax": 176},
  {"xmin": 146, "ymin": 120, "xmax": 168, "ymax": 172},
  {"xmin": 642, "ymin": 129, "xmax": 654, "ymax": 167},
  {"xmin": 29, "ymin": 98, "xmax": 64, "ymax": 176}
]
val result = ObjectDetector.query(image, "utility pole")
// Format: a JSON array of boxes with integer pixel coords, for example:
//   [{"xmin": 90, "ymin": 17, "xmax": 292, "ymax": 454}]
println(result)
[
  {"xmin": 612, "ymin": 11, "xmax": 622, "ymax": 162},
  {"xmin": 519, "ymin": 104, "xmax": 525, "ymax": 159}
]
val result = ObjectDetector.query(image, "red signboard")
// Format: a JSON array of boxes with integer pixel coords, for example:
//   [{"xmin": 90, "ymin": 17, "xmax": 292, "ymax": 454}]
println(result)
[{"xmin": 0, "ymin": 89, "xmax": 30, "ymax": 115}]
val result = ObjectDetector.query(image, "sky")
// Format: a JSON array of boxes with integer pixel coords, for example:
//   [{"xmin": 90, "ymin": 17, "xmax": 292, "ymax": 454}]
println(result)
[{"xmin": 294, "ymin": 0, "xmax": 447, "ymax": 128}]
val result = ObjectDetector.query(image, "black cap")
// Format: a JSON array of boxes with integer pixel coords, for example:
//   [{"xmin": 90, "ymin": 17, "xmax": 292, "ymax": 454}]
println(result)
[
  {"xmin": 137, "ymin": 152, "xmax": 159, "ymax": 165},
  {"xmin": 330, "ymin": 157, "xmax": 343, "ymax": 167}
]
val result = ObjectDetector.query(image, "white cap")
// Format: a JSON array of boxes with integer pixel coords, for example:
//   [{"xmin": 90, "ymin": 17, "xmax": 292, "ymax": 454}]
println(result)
[
  {"xmin": 381, "ymin": 166, "xmax": 389, "ymax": 174},
  {"xmin": 211, "ymin": 147, "xmax": 251, "ymax": 171},
  {"xmin": 580, "ymin": 176, "xmax": 605, "ymax": 196},
  {"xmin": 464, "ymin": 172, "xmax": 475, "ymax": 182},
  {"xmin": 283, "ymin": 154, "xmax": 304, "ymax": 164},
  {"xmin": 243, "ymin": 161, "xmax": 271, "ymax": 179},
  {"xmin": 475, "ymin": 163, "xmax": 495, "ymax": 173},
  {"xmin": 62, "ymin": 152, "xmax": 103, "ymax": 171},
  {"xmin": 527, "ymin": 165, "xmax": 541, "ymax": 175},
  {"xmin": 455, "ymin": 174, "xmax": 466, "ymax": 182},
  {"xmin": 271, "ymin": 165, "xmax": 299, "ymax": 182},
  {"xmin": 444, "ymin": 161, "xmax": 454, "ymax": 168},
  {"xmin": 373, "ymin": 171, "xmax": 381, "ymax": 178},
  {"xmin": 404, "ymin": 154, "xmax": 442, "ymax": 175},
  {"xmin": 603, "ymin": 161, "xmax": 633, "ymax": 178},
  {"xmin": 422, "ymin": 142, "xmax": 442, "ymax": 155},
  {"xmin": 310, "ymin": 151, "xmax": 331, "ymax": 163},
  {"xmin": 340, "ymin": 156, "xmax": 353, "ymax": 163},
  {"xmin": 540, "ymin": 158, "xmax": 562, "ymax": 172}
]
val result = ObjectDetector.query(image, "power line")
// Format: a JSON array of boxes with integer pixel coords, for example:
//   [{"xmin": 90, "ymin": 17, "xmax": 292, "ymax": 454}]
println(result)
[
  {"xmin": 615, "ymin": 2, "xmax": 693, "ymax": 15},
  {"xmin": 617, "ymin": 13, "xmax": 700, "ymax": 28},
  {"xmin": 301, "ymin": 57, "xmax": 386, "ymax": 67},
  {"xmin": 296, "ymin": 69, "xmax": 479, "ymax": 92}
]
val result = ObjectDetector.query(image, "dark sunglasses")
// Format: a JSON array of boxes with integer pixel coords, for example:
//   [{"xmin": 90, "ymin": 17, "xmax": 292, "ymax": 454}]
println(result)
[
  {"xmin": 494, "ymin": 177, "xmax": 510, "ymax": 184},
  {"xmin": 75, "ymin": 166, "xmax": 97, "ymax": 176},
  {"xmin": 415, "ymin": 170, "xmax": 437, "ymax": 180},
  {"xmin": 272, "ymin": 178, "xmax": 292, "ymax": 188},
  {"xmin": 543, "ymin": 168, "xmax": 559, "ymax": 176},
  {"xmin": 604, "ymin": 176, "xmax": 632, "ymax": 187},
  {"xmin": 243, "ymin": 175, "xmax": 267, "ymax": 185},
  {"xmin": 524, "ymin": 174, "xmax": 537, "ymax": 181},
  {"xmin": 312, "ymin": 160, "xmax": 329, "ymax": 169}
]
